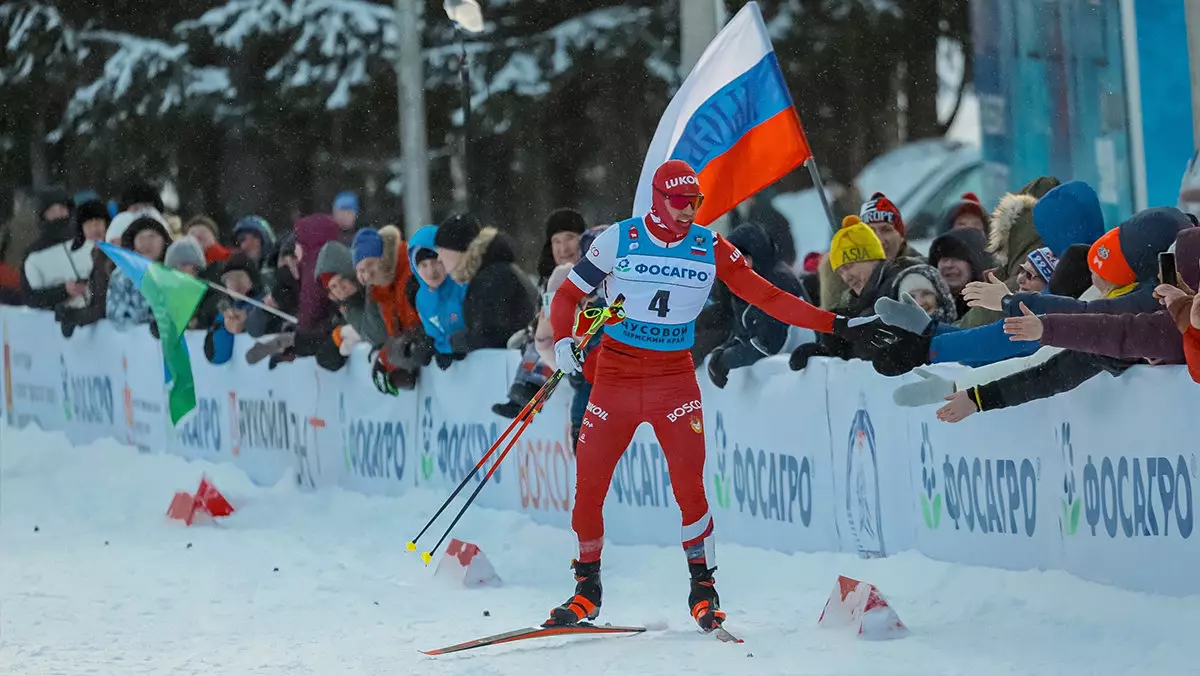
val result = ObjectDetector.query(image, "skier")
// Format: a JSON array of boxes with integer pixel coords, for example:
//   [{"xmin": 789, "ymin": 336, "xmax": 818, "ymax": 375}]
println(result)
[{"xmin": 546, "ymin": 159, "xmax": 893, "ymax": 631}]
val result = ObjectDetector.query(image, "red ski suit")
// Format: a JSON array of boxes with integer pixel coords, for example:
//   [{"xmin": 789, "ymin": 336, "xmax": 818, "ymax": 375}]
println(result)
[{"xmin": 551, "ymin": 217, "xmax": 835, "ymax": 565}]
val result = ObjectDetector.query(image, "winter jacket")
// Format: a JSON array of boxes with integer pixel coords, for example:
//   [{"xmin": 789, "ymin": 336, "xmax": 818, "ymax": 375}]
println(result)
[
  {"xmin": 408, "ymin": 225, "xmax": 467, "ymax": 354},
  {"xmin": 717, "ymin": 223, "xmax": 806, "ymax": 369},
  {"xmin": 1003, "ymin": 206, "xmax": 1191, "ymax": 318},
  {"xmin": 294, "ymin": 214, "xmax": 342, "ymax": 330},
  {"xmin": 368, "ymin": 225, "xmax": 421, "ymax": 337},
  {"xmin": 928, "ymin": 228, "xmax": 992, "ymax": 318},
  {"xmin": 315, "ymin": 241, "xmax": 388, "ymax": 350},
  {"xmin": 931, "ymin": 284, "xmax": 1118, "ymax": 367},
  {"xmin": 104, "ymin": 217, "xmax": 174, "ymax": 329},
  {"xmin": 965, "ymin": 351, "xmax": 1134, "ymax": 413},
  {"xmin": 955, "ymin": 176, "xmax": 1062, "ymax": 328},
  {"xmin": 22, "ymin": 217, "xmax": 94, "ymax": 310},
  {"xmin": 818, "ymin": 241, "xmax": 925, "ymax": 310},
  {"xmin": 452, "ymin": 227, "xmax": 537, "ymax": 350}
]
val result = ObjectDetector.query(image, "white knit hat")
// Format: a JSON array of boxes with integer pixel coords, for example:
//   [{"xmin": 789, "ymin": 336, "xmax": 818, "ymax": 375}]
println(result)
[
  {"xmin": 106, "ymin": 207, "xmax": 168, "ymax": 244},
  {"xmin": 897, "ymin": 271, "xmax": 937, "ymax": 298}
]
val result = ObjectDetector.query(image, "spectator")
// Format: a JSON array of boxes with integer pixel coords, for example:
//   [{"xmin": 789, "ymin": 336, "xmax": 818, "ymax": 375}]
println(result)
[
  {"xmin": 232, "ymin": 215, "xmax": 276, "ymax": 288},
  {"xmin": 928, "ymin": 227, "xmax": 992, "ymax": 318},
  {"xmin": 405, "ymin": 225, "xmax": 466, "ymax": 368},
  {"xmin": 536, "ymin": 208, "xmax": 586, "ymax": 283},
  {"xmin": 434, "ymin": 214, "xmax": 537, "ymax": 350},
  {"xmin": 163, "ymin": 236, "xmax": 219, "ymax": 330},
  {"xmin": 247, "ymin": 231, "xmax": 300, "ymax": 337},
  {"xmin": 1, "ymin": 188, "xmax": 39, "ymax": 293},
  {"xmin": 352, "ymin": 226, "xmax": 421, "ymax": 339},
  {"xmin": 185, "ymin": 215, "xmax": 231, "ymax": 264},
  {"xmin": 333, "ymin": 192, "xmax": 359, "ymax": 245},
  {"xmin": 204, "ymin": 254, "xmax": 263, "ymax": 365},
  {"xmin": 891, "ymin": 265, "xmax": 958, "ymax": 323},
  {"xmin": 76, "ymin": 200, "xmax": 110, "ymax": 243},
  {"xmin": 106, "ymin": 216, "xmax": 172, "ymax": 329},
  {"xmin": 940, "ymin": 192, "xmax": 990, "ymax": 235},
  {"xmin": 790, "ymin": 216, "xmax": 921, "ymax": 369},
  {"xmin": 818, "ymin": 191, "xmax": 924, "ymax": 309},
  {"xmin": 707, "ymin": 223, "xmax": 805, "ymax": 388},
  {"xmin": 22, "ymin": 189, "xmax": 89, "ymax": 311},
  {"xmin": 245, "ymin": 214, "xmax": 341, "ymax": 367},
  {"xmin": 316, "ymin": 241, "xmax": 388, "ymax": 366}
]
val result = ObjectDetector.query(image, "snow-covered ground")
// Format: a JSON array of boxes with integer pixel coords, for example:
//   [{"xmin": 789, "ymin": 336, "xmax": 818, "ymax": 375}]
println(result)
[{"xmin": 3, "ymin": 424, "xmax": 1198, "ymax": 675}]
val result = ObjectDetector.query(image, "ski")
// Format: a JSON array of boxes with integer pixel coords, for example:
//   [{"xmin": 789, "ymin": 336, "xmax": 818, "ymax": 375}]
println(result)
[
  {"xmin": 713, "ymin": 626, "xmax": 744, "ymax": 644},
  {"xmin": 421, "ymin": 622, "xmax": 646, "ymax": 655}
]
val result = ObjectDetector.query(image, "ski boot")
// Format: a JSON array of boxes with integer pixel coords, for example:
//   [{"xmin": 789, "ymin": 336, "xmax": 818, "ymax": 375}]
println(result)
[
  {"xmin": 688, "ymin": 563, "xmax": 726, "ymax": 632},
  {"xmin": 544, "ymin": 560, "xmax": 602, "ymax": 627}
]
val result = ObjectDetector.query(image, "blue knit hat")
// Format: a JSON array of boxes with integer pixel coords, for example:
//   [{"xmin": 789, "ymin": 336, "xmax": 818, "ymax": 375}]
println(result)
[
  {"xmin": 333, "ymin": 191, "xmax": 359, "ymax": 214},
  {"xmin": 352, "ymin": 228, "xmax": 384, "ymax": 265}
]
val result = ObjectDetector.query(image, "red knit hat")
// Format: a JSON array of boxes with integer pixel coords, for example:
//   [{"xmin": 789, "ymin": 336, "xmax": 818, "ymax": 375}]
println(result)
[
  {"xmin": 859, "ymin": 192, "xmax": 905, "ymax": 238},
  {"xmin": 947, "ymin": 192, "xmax": 988, "ymax": 231},
  {"xmin": 1087, "ymin": 227, "xmax": 1136, "ymax": 287}
]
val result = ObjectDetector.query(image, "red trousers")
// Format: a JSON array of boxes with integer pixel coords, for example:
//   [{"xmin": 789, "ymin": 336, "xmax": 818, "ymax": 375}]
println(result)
[{"xmin": 573, "ymin": 338, "xmax": 714, "ymax": 566}]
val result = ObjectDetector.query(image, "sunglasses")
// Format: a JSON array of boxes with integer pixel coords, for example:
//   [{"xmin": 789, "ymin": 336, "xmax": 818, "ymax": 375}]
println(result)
[{"xmin": 657, "ymin": 190, "xmax": 704, "ymax": 211}]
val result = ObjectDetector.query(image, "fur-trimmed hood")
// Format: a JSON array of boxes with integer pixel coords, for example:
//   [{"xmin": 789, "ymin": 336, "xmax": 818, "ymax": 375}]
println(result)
[
  {"xmin": 451, "ymin": 226, "xmax": 517, "ymax": 285},
  {"xmin": 378, "ymin": 224, "xmax": 404, "ymax": 282},
  {"xmin": 986, "ymin": 193, "xmax": 1038, "ymax": 270}
]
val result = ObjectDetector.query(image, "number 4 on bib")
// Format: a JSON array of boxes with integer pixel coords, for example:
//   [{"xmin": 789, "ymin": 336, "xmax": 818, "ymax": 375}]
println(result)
[{"xmin": 648, "ymin": 289, "xmax": 671, "ymax": 318}]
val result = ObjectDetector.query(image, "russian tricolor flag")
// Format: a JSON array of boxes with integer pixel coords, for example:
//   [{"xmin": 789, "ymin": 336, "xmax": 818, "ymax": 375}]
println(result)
[{"xmin": 633, "ymin": 2, "xmax": 812, "ymax": 227}]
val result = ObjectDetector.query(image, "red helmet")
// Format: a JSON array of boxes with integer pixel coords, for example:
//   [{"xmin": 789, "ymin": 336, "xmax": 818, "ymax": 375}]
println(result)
[{"xmin": 649, "ymin": 159, "xmax": 703, "ymax": 239}]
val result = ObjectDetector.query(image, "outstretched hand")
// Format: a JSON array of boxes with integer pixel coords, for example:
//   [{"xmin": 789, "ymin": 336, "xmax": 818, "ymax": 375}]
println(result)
[
  {"xmin": 936, "ymin": 390, "xmax": 978, "ymax": 423},
  {"xmin": 874, "ymin": 294, "xmax": 932, "ymax": 335},
  {"xmin": 1003, "ymin": 302, "xmax": 1043, "ymax": 342},
  {"xmin": 962, "ymin": 272, "xmax": 1010, "ymax": 311}
]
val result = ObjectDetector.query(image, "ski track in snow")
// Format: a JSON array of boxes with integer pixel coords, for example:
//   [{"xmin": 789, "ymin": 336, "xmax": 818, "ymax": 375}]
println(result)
[{"xmin": 1, "ymin": 424, "xmax": 1196, "ymax": 676}]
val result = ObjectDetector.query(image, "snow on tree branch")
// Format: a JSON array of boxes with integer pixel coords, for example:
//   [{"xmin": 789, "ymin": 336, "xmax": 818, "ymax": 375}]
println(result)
[
  {"xmin": 0, "ymin": 2, "xmax": 85, "ymax": 86},
  {"xmin": 60, "ymin": 30, "xmax": 235, "ymax": 136}
]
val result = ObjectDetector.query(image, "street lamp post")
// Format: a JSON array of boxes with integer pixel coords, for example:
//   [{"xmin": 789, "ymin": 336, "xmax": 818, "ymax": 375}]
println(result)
[{"xmin": 444, "ymin": 0, "xmax": 485, "ymax": 216}]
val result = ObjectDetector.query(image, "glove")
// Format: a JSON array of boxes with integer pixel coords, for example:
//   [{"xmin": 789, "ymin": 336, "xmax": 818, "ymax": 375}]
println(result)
[
  {"xmin": 831, "ymin": 315, "xmax": 899, "ymax": 354},
  {"xmin": 870, "ymin": 327, "xmax": 932, "ymax": 377},
  {"xmin": 434, "ymin": 353, "xmax": 455, "ymax": 370},
  {"xmin": 338, "ymin": 325, "xmax": 362, "ymax": 356},
  {"xmin": 554, "ymin": 337, "xmax": 583, "ymax": 376},
  {"xmin": 707, "ymin": 348, "xmax": 729, "ymax": 389},
  {"xmin": 410, "ymin": 333, "xmax": 436, "ymax": 366},
  {"xmin": 875, "ymin": 294, "xmax": 933, "ymax": 334},
  {"xmin": 789, "ymin": 342, "xmax": 829, "ymax": 371},
  {"xmin": 372, "ymin": 354, "xmax": 399, "ymax": 396},
  {"xmin": 892, "ymin": 367, "xmax": 954, "ymax": 407}
]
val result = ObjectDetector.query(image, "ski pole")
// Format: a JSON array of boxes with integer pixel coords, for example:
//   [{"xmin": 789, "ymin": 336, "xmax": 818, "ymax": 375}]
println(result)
[
  {"xmin": 405, "ymin": 296, "xmax": 625, "ymax": 554},
  {"xmin": 419, "ymin": 380, "xmax": 550, "ymax": 565}
]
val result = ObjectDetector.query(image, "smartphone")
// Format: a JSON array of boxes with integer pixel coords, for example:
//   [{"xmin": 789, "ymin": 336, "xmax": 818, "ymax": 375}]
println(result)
[{"xmin": 1159, "ymin": 251, "xmax": 1178, "ymax": 286}]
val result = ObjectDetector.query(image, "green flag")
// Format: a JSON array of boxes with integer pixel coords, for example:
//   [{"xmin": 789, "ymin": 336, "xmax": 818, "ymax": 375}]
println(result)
[{"xmin": 100, "ymin": 243, "xmax": 209, "ymax": 425}]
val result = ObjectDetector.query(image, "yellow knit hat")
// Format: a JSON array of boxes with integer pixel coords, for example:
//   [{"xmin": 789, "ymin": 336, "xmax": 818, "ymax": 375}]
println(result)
[{"xmin": 830, "ymin": 215, "xmax": 886, "ymax": 271}]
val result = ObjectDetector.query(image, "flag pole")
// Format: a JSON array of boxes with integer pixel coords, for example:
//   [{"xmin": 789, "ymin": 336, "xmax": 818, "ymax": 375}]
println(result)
[
  {"xmin": 805, "ymin": 157, "xmax": 839, "ymax": 236},
  {"xmin": 203, "ymin": 281, "xmax": 299, "ymax": 325}
]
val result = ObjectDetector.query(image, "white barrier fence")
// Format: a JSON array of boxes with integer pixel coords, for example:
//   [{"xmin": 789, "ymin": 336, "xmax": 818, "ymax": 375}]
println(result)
[{"xmin": 3, "ymin": 307, "xmax": 1196, "ymax": 595}]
